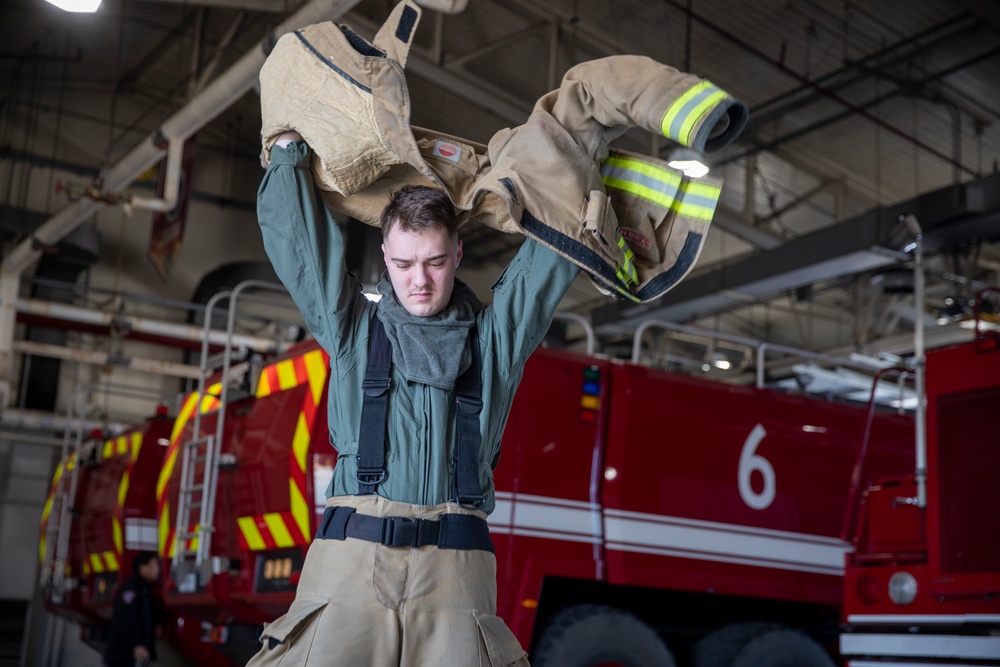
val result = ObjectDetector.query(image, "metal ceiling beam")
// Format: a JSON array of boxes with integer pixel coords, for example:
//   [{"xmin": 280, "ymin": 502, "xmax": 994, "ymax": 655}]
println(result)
[
  {"xmin": 592, "ymin": 172, "xmax": 1000, "ymax": 330},
  {"xmin": 956, "ymin": 0, "xmax": 1000, "ymax": 33},
  {"xmin": 343, "ymin": 13, "xmax": 533, "ymax": 124},
  {"xmin": 661, "ymin": 0, "xmax": 980, "ymax": 178}
]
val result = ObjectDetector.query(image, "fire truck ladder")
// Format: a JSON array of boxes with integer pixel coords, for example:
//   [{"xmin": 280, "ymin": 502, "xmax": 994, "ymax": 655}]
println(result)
[
  {"xmin": 45, "ymin": 381, "xmax": 177, "ymax": 602},
  {"xmin": 172, "ymin": 280, "xmax": 293, "ymax": 591}
]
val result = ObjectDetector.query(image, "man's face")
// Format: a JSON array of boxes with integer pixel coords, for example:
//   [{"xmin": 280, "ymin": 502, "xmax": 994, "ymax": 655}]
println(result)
[
  {"xmin": 382, "ymin": 224, "xmax": 462, "ymax": 317},
  {"xmin": 140, "ymin": 557, "xmax": 160, "ymax": 582}
]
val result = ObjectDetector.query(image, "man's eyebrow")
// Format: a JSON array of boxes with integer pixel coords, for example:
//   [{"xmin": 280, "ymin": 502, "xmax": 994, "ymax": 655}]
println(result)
[{"xmin": 389, "ymin": 254, "xmax": 448, "ymax": 263}]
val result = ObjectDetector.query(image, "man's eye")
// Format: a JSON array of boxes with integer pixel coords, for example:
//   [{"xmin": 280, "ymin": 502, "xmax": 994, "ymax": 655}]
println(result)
[
  {"xmin": 395, "ymin": 264, "xmax": 410, "ymax": 270},
  {"xmin": 430, "ymin": 262, "xmax": 444, "ymax": 268}
]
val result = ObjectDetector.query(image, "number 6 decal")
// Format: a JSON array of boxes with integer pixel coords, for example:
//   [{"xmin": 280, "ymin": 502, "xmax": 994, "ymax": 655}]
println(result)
[{"xmin": 739, "ymin": 424, "xmax": 775, "ymax": 510}]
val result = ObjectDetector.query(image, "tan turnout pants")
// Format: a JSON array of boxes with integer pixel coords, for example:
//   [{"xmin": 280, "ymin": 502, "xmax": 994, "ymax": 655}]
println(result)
[{"xmin": 245, "ymin": 495, "xmax": 528, "ymax": 666}]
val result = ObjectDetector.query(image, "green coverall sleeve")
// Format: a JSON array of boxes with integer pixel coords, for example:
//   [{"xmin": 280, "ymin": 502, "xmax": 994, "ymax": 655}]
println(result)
[
  {"xmin": 486, "ymin": 238, "xmax": 581, "ymax": 374},
  {"xmin": 257, "ymin": 141, "xmax": 369, "ymax": 358}
]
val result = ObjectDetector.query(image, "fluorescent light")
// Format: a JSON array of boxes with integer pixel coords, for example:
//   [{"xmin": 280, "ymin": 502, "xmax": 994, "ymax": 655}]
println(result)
[
  {"xmin": 713, "ymin": 358, "xmax": 731, "ymax": 369},
  {"xmin": 667, "ymin": 147, "xmax": 710, "ymax": 178},
  {"xmin": 45, "ymin": 0, "xmax": 101, "ymax": 11}
]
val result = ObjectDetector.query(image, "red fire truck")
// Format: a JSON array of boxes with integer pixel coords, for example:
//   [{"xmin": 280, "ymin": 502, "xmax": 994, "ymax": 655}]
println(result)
[
  {"xmin": 148, "ymin": 280, "xmax": 924, "ymax": 666},
  {"xmin": 839, "ymin": 290, "xmax": 1000, "ymax": 666},
  {"xmin": 39, "ymin": 403, "xmax": 232, "ymax": 665},
  {"xmin": 155, "ymin": 336, "xmax": 332, "ymax": 663}
]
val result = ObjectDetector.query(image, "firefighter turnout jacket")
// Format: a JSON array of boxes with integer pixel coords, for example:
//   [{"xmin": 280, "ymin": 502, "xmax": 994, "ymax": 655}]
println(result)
[{"xmin": 259, "ymin": 0, "xmax": 748, "ymax": 302}]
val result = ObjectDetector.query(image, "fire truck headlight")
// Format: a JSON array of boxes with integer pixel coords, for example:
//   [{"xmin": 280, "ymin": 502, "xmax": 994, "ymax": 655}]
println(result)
[{"xmin": 888, "ymin": 571, "xmax": 918, "ymax": 605}]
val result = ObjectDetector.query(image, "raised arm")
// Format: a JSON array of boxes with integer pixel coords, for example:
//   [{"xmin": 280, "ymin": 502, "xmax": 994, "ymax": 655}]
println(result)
[
  {"xmin": 485, "ymin": 238, "xmax": 580, "ymax": 374},
  {"xmin": 257, "ymin": 137, "xmax": 371, "ymax": 356}
]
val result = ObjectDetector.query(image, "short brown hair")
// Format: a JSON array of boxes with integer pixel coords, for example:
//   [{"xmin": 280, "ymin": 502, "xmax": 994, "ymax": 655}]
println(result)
[{"xmin": 380, "ymin": 185, "xmax": 458, "ymax": 239}]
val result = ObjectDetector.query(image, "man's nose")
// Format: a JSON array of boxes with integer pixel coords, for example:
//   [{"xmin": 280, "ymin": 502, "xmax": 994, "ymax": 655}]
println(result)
[{"xmin": 413, "ymin": 264, "xmax": 429, "ymax": 285}]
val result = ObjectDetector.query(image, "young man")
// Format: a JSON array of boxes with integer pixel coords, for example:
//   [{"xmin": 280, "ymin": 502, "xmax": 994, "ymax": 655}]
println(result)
[
  {"xmin": 246, "ymin": 132, "xmax": 579, "ymax": 666},
  {"xmin": 104, "ymin": 551, "xmax": 159, "ymax": 667}
]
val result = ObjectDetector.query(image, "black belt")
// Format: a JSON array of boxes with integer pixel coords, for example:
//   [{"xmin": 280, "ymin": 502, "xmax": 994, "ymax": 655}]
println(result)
[{"xmin": 316, "ymin": 506, "xmax": 494, "ymax": 553}]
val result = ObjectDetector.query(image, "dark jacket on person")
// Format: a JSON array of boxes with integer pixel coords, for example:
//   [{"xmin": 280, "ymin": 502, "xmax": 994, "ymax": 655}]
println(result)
[{"xmin": 104, "ymin": 574, "xmax": 156, "ymax": 665}]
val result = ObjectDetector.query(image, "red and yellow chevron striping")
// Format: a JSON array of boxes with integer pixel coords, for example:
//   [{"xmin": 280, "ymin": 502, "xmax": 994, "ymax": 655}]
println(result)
[{"xmin": 239, "ymin": 348, "xmax": 328, "ymax": 552}]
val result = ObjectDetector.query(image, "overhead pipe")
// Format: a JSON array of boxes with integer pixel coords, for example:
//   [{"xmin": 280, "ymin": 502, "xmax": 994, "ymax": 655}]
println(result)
[
  {"xmin": 127, "ymin": 136, "xmax": 183, "ymax": 213},
  {"xmin": 12, "ymin": 340, "xmax": 202, "ymax": 380},
  {"xmin": 16, "ymin": 297, "xmax": 288, "ymax": 353}
]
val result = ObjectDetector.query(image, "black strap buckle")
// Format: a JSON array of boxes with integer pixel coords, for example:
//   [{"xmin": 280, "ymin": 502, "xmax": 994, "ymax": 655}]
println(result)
[
  {"xmin": 456, "ymin": 394, "xmax": 483, "ymax": 415},
  {"xmin": 361, "ymin": 378, "xmax": 391, "ymax": 396},
  {"xmin": 381, "ymin": 516, "xmax": 419, "ymax": 547},
  {"xmin": 356, "ymin": 467, "xmax": 387, "ymax": 486}
]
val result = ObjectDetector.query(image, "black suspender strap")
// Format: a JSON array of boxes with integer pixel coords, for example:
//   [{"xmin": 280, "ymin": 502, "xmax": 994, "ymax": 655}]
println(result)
[
  {"xmin": 356, "ymin": 314, "xmax": 392, "ymax": 494},
  {"xmin": 453, "ymin": 327, "xmax": 484, "ymax": 507},
  {"xmin": 356, "ymin": 315, "xmax": 484, "ymax": 507}
]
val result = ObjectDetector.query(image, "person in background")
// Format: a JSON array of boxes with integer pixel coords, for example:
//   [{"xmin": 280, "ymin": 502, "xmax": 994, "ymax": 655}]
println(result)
[{"xmin": 104, "ymin": 551, "xmax": 159, "ymax": 667}]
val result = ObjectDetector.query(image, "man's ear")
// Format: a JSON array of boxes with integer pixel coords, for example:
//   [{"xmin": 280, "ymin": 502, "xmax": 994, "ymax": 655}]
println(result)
[
  {"xmin": 456, "ymin": 239, "xmax": 463, "ymax": 266},
  {"xmin": 381, "ymin": 243, "xmax": 387, "ymax": 262}
]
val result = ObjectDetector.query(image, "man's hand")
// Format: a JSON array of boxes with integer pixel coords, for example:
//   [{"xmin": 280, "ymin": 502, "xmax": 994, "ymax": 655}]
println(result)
[
  {"xmin": 275, "ymin": 130, "xmax": 304, "ymax": 148},
  {"xmin": 134, "ymin": 645, "xmax": 151, "ymax": 662}
]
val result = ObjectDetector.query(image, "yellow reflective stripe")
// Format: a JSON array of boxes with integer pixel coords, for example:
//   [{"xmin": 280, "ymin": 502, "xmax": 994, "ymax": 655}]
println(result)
[
  {"xmin": 290, "ymin": 481, "xmax": 310, "ymax": 543},
  {"xmin": 660, "ymin": 80, "xmax": 727, "ymax": 146},
  {"xmin": 255, "ymin": 369, "xmax": 272, "ymax": 398},
  {"xmin": 277, "ymin": 360, "xmax": 298, "ymax": 390},
  {"xmin": 616, "ymin": 238, "xmax": 637, "ymax": 286},
  {"xmin": 118, "ymin": 471, "xmax": 130, "ymax": 508},
  {"xmin": 131, "ymin": 432, "xmax": 142, "ymax": 460},
  {"xmin": 104, "ymin": 551, "xmax": 119, "ymax": 572},
  {"xmin": 83, "ymin": 560, "xmax": 91, "ymax": 576},
  {"xmin": 102, "ymin": 440, "xmax": 113, "ymax": 459},
  {"xmin": 171, "ymin": 394, "xmax": 199, "ymax": 443},
  {"xmin": 676, "ymin": 179, "xmax": 722, "ymax": 222},
  {"xmin": 39, "ymin": 536, "xmax": 47, "ymax": 564},
  {"xmin": 158, "ymin": 504, "xmax": 170, "ymax": 557},
  {"xmin": 601, "ymin": 155, "xmax": 683, "ymax": 211},
  {"xmin": 113, "ymin": 517, "xmax": 123, "ymax": 557},
  {"xmin": 293, "ymin": 413, "xmax": 310, "ymax": 474},
  {"xmin": 264, "ymin": 513, "xmax": 294, "ymax": 548},
  {"xmin": 116, "ymin": 436, "xmax": 128, "ymax": 456},
  {"xmin": 41, "ymin": 496, "xmax": 54, "ymax": 524},
  {"xmin": 89, "ymin": 553, "xmax": 104, "ymax": 573},
  {"xmin": 304, "ymin": 350, "xmax": 327, "ymax": 405},
  {"xmin": 238, "ymin": 516, "xmax": 266, "ymax": 551}
]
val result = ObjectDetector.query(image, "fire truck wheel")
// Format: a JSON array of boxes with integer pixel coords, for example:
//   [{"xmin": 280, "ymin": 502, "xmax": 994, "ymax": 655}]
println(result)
[
  {"xmin": 730, "ymin": 629, "xmax": 836, "ymax": 667},
  {"xmin": 692, "ymin": 623, "xmax": 835, "ymax": 667},
  {"xmin": 691, "ymin": 622, "xmax": 784, "ymax": 667},
  {"xmin": 533, "ymin": 604, "xmax": 676, "ymax": 667}
]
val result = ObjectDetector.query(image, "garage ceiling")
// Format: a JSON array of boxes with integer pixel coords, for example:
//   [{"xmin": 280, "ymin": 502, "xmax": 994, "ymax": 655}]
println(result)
[{"xmin": 1, "ymin": 0, "xmax": 999, "ymax": 401}]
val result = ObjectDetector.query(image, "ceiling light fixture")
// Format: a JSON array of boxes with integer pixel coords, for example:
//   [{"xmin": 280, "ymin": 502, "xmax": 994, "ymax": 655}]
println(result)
[
  {"xmin": 667, "ymin": 148, "xmax": 710, "ymax": 179},
  {"xmin": 44, "ymin": 0, "xmax": 102, "ymax": 13}
]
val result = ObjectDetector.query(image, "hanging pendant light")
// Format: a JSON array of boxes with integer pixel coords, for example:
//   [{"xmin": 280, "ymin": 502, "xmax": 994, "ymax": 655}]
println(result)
[{"xmin": 44, "ymin": 0, "xmax": 102, "ymax": 13}]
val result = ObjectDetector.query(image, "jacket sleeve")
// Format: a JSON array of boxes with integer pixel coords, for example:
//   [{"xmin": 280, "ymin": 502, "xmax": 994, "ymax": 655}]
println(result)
[
  {"xmin": 110, "ymin": 586, "xmax": 144, "ymax": 652},
  {"xmin": 485, "ymin": 238, "xmax": 580, "ymax": 375},
  {"xmin": 257, "ymin": 141, "xmax": 371, "ymax": 359}
]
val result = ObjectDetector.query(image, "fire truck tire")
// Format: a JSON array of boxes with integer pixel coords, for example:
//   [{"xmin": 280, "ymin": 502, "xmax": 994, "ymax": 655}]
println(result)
[
  {"xmin": 692, "ymin": 623, "xmax": 835, "ymax": 667},
  {"xmin": 533, "ymin": 604, "xmax": 676, "ymax": 667},
  {"xmin": 730, "ymin": 629, "xmax": 836, "ymax": 667},
  {"xmin": 691, "ymin": 622, "xmax": 783, "ymax": 667}
]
